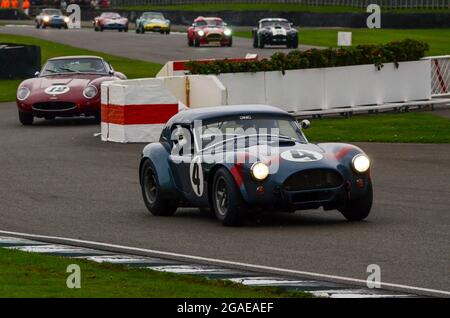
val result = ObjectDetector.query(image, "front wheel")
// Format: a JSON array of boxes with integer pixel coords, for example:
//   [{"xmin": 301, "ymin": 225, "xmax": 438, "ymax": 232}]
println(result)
[
  {"xmin": 141, "ymin": 160, "xmax": 177, "ymax": 216},
  {"xmin": 253, "ymin": 34, "xmax": 258, "ymax": 48},
  {"xmin": 212, "ymin": 168, "xmax": 246, "ymax": 226},
  {"xmin": 339, "ymin": 180, "xmax": 373, "ymax": 221},
  {"xmin": 18, "ymin": 111, "xmax": 34, "ymax": 125}
]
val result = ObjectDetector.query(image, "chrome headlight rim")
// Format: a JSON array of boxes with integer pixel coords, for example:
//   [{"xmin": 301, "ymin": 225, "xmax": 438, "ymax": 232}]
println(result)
[
  {"xmin": 83, "ymin": 85, "xmax": 98, "ymax": 99},
  {"xmin": 224, "ymin": 29, "xmax": 232, "ymax": 36},
  {"xmin": 43, "ymin": 16, "xmax": 50, "ymax": 22},
  {"xmin": 17, "ymin": 87, "xmax": 30, "ymax": 101},
  {"xmin": 64, "ymin": 16, "xmax": 70, "ymax": 23},
  {"xmin": 250, "ymin": 162, "xmax": 270, "ymax": 181},
  {"xmin": 352, "ymin": 154, "xmax": 371, "ymax": 173},
  {"xmin": 197, "ymin": 30, "xmax": 205, "ymax": 37}
]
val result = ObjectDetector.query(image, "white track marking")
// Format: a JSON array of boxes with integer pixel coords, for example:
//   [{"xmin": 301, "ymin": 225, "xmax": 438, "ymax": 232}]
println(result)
[
  {"xmin": 6, "ymin": 244, "xmax": 104, "ymax": 254},
  {"xmin": 75, "ymin": 255, "xmax": 162, "ymax": 264},
  {"xmin": 1, "ymin": 230, "xmax": 448, "ymax": 297},
  {"xmin": 227, "ymin": 277, "xmax": 321, "ymax": 286},
  {"xmin": 149, "ymin": 265, "xmax": 235, "ymax": 274}
]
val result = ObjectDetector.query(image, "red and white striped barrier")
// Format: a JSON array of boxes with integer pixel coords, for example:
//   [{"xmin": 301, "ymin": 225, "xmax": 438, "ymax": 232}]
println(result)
[{"xmin": 101, "ymin": 79, "xmax": 183, "ymax": 143}]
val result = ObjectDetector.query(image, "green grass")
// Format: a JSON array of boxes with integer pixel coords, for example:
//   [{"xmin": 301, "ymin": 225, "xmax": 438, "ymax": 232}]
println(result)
[
  {"xmin": 235, "ymin": 28, "xmax": 450, "ymax": 56},
  {"xmin": 0, "ymin": 33, "xmax": 162, "ymax": 102},
  {"xmin": 305, "ymin": 112, "xmax": 450, "ymax": 144},
  {"xmin": 0, "ymin": 248, "xmax": 311, "ymax": 298},
  {"xmin": 116, "ymin": 3, "xmax": 450, "ymax": 14}
]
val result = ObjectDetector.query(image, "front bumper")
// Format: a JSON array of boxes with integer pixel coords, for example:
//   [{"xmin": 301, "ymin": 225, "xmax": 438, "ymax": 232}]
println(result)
[
  {"xmin": 262, "ymin": 33, "xmax": 297, "ymax": 45},
  {"xmin": 103, "ymin": 23, "xmax": 127, "ymax": 30},
  {"xmin": 144, "ymin": 24, "xmax": 170, "ymax": 31},
  {"xmin": 17, "ymin": 98, "xmax": 100, "ymax": 118},
  {"xmin": 198, "ymin": 34, "xmax": 232, "ymax": 45},
  {"xmin": 43, "ymin": 20, "xmax": 67, "ymax": 27}
]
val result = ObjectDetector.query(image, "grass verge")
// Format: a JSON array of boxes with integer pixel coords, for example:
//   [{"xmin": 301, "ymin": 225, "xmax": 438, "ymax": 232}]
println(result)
[
  {"xmin": 0, "ymin": 34, "xmax": 162, "ymax": 102},
  {"xmin": 306, "ymin": 112, "xmax": 450, "ymax": 144},
  {"xmin": 0, "ymin": 248, "xmax": 310, "ymax": 298},
  {"xmin": 234, "ymin": 28, "xmax": 450, "ymax": 56},
  {"xmin": 116, "ymin": 3, "xmax": 450, "ymax": 14}
]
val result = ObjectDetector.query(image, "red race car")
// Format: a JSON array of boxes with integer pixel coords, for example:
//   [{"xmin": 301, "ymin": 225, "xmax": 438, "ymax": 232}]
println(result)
[
  {"xmin": 187, "ymin": 17, "xmax": 232, "ymax": 47},
  {"xmin": 93, "ymin": 12, "xmax": 128, "ymax": 32},
  {"xmin": 16, "ymin": 55, "xmax": 126, "ymax": 125}
]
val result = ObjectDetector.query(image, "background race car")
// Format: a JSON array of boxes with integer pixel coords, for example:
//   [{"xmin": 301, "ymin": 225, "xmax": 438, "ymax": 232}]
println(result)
[
  {"xmin": 253, "ymin": 18, "xmax": 298, "ymax": 49},
  {"xmin": 139, "ymin": 105, "xmax": 372, "ymax": 226},
  {"xmin": 135, "ymin": 12, "xmax": 171, "ymax": 34},
  {"xmin": 93, "ymin": 12, "xmax": 129, "ymax": 32},
  {"xmin": 35, "ymin": 8, "xmax": 69, "ymax": 29},
  {"xmin": 187, "ymin": 17, "xmax": 233, "ymax": 47},
  {"xmin": 16, "ymin": 55, "xmax": 126, "ymax": 125}
]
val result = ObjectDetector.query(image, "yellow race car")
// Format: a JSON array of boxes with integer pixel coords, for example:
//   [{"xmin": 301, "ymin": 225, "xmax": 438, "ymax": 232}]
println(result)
[{"xmin": 135, "ymin": 12, "xmax": 171, "ymax": 34}]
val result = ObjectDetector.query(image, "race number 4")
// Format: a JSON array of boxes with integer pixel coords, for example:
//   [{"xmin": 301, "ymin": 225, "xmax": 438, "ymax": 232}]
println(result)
[{"xmin": 190, "ymin": 156, "xmax": 204, "ymax": 197}]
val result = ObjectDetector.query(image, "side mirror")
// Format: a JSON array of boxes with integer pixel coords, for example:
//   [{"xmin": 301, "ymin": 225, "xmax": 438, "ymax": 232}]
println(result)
[
  {"xmin": 34, "ymin": 71, "xmax": 40, "ymax": 77},
  {"xmin": 300, "ymin": 119, "xmax": 311, "ymax": 130},
  {"xmin": 109, "ymin": 70, "xmax": 114, "ymax": 75}
]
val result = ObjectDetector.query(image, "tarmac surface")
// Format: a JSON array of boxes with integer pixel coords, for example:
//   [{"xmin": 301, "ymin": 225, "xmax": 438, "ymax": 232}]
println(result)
[{"xmin": 0, "ymin": 103, "xmax": 449, "ymax": 295}]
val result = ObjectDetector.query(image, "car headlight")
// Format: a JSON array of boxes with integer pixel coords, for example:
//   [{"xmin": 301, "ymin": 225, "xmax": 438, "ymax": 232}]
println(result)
[
  {"xmin": 352, "ymin": 154, "xmax": 370, "ymax": 173},
  {"xmin": 224, "ymin": 29, "xmax": 232, "ymax": 36},
  {"xmin": 64, "ymin": 16, "xmax": 70, "ymax": 23},
  {"xmin": 17, "ymin": 87, "xmax": 30, "ymax": 101},
  {"xmin": 43, "ymin": 16, "xmax": 50, "ymax": 22},
  {"xmin": 251, "ymin": 162, "xmax": 269, "ymax": 181},
  {"xmin": 83, "ymin": 85, "xmax": 98, "ymax": 99},
  {"xmin": 197, "ymin": 30, "xmax": 205, "ymax": 37}
]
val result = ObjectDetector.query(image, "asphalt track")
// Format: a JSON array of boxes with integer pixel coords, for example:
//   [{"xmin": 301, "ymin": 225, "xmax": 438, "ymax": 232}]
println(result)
[
  {"xmin": 0, "ymin": 103, "xmax": 449, "ymax": 295},
  {"xmin": 0, "ymin": 26, "xmax": 320, "ymax": 64}
]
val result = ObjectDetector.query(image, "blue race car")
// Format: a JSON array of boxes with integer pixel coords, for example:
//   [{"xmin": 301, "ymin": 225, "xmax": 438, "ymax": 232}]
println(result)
[{"xmin": 139, "ymin": 105, "xmax": 373, "ymax": 226}]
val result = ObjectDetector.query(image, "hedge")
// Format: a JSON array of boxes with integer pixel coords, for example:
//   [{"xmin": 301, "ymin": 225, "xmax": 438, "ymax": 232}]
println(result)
[{"xmin": 186, "ymin": 39, "xmax": 429, "ymax": 75}]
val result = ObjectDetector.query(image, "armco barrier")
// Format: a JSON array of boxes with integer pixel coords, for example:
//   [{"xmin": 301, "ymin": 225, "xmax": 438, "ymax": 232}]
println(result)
[{"xmin": 101, "ymin": 78, "xmax": 184, "ymax": 143}]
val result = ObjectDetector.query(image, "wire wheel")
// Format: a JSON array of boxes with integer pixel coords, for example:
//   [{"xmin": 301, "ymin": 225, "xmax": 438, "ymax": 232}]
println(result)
[{"xmin": 214, "ymin": 176, "xmax": 229, "ymax": 217}]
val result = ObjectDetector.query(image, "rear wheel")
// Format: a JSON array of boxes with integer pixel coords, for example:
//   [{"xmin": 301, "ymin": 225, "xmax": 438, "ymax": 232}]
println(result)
[
  {"xmin": 141, "ymin": 160, "xmax": 177, "ymax": 216},
  {"xmin": 18, "ymin": 111, "xmax": 33, "ymax": 125},
  {"xmin": 339, "ymin": 180, "xmax": 373, "ymax": 221},
  {"xmin": 212, "ymin": 168, "xmax": 246, "ymax": 226}
]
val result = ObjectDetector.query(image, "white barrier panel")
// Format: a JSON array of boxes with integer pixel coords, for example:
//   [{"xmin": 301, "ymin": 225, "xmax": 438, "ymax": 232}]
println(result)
[
  {"xmin": 423, "ymin": 55, "xmax": 450, "ymax": 97},
  {"xmin": 188, "ymin": 75, "xmax": 227, "ymax": 108},
  {"xmin": 217, "ymin": 60, "xmax": 431, "ymax": 112},
  {"xmin": 101, "ymin": 78, "xmax": 182, "ymax": 143}
]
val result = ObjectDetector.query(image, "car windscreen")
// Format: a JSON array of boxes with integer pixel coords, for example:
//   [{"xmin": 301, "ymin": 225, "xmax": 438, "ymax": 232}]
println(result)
[
  {"xmin": 41, "ymin": 58, "xmax": 107, "ymax": 76},
  {"xmin": 200, "ymin": 117, "xmax": 306, "ymax": 150},
  {"xmin": 143, "ymin": 13, "xmax": 164, "ymax": 20},
  {"xmin": 197, "ymin": 19, "xmax": 223, "ymax": 27},
  {"xmin": 43, "ymin": 9, "xmax": 62, "ymax": 16},
  {"xmin": 102, "ymin": 13, "xmax": 121, "ymax": 19},
  {"xmin": 261, "ymin": 21, "xmax": 291, "ymax": 29}
]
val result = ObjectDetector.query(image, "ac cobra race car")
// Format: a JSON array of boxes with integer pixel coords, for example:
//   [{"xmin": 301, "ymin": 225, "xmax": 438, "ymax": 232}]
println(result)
[
  {"xmin": 16, "ymin": 55, "xmax": 126, "ymax": 125},
  {"xmin": 135, "ymin": 12, "xmax": 171, "ymax": 34},
  {"xmin": 187, "ymin": 17, "xmax": 232, "ymax": 47},
  {"xmin": 139, "ymin": 105, "xmax": 373, "ymax": 226},
  {"xmin": 252, "ymin": 18, "xmax": 298, "ymax": 49}
]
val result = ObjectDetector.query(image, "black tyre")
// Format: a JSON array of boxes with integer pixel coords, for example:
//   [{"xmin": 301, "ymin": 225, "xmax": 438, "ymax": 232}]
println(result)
[
  {"xmin": 93, "ymin": 112, "xmax": 101, "ymax": 124},
  {"xmin": 118, "ymin": 29, "xmax": 123, "ymax": 32},
  {"xmin": 140, "ymin": 26, "xmax": 145, "ymax": 34},
  {"xmin": 252, "ymin": 34, "xmax": 258, "ymax": 48},
  {"xmin": 18, "ymin": 111, "xmax": 33, "ymax": 125},
  {"xmin": 64, "ymin": 24, "xmax": 68, "ymax": 29},
  {"xmin": 339, "ymin": 180, "xmax": 373, "ymax": 221},
  {"xmin": 35, "ymin": 22, "xmax": 40, "ymax": 29},
  {"xmin": 141, "ymin": 160, "xmax": 177, "ymax": 216},
  {"xmin": 100, "ymin": 26, "xmax": 104, "ymax": 32},
  {"xmin": 135, "ymin": 25, "xmax": 140, "ymax": 33},
  {"xmin": 194, "ymin": 38, "xmax": 200, "ymax": 47},
  {"xmin": 227, "ymin": 38, "xmax": 233, "ymax": 47},
  {"xmin": 291, "ymin": 36, "xmax": 299, "ymax": 49},
  {"xmin": 258, "ymin": 36, "xmax": 265, "ymax": 49},
  {"xmin": 166, "ymin": 30, "xmax": 170, "ymax": 34},
  {"xmin": 124, "ymin": 27, "xmax": 128, "ymax": 32},
  {"xmin": 188, "ymin": 37, "xmax": 194, "ymax": 47},
  {"xmin": 212, "ymin": 168, "xmax": 246, "ymax": 226},
  {"xmin": 42, "ymin": 24, "xmax": 46, "ymax": 29}
]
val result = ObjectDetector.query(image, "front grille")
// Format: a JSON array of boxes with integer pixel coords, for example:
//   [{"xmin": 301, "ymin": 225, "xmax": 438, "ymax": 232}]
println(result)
[
  {"xmin": 273, "ymin": 35, "xmax": 286, "ymax": 40},
  {"xmin": 32, "ymin": 102, "xmax": 76, "ymax": 112},
  {"xmin": 207, "ymin": 33, "xmax": 222, "ymax": 42},
  {"xmin": 283, "ymin": 169, "xmax": 343, "ymax": 191}
]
